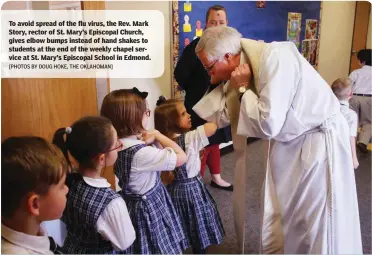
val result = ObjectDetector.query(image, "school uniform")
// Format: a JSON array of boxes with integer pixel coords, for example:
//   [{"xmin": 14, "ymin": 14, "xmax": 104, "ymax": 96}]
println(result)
[
  {"xmin": 168, "ymin": 126, "xmax": 225, "ymax": 250},
  {"xmin": 62, "ymin": 173, "xmax": 135, "ymax": 254},
  {"xmin": 1, "ymin": 224, "xmax": 53, "ymax": 254},
  {"xmin": 115, "ymin": 137, "xmax": 186, "ymax": 254},
  {"xmin": 349, "ymin": 65, "xmax": 372, "ymax": 145}
]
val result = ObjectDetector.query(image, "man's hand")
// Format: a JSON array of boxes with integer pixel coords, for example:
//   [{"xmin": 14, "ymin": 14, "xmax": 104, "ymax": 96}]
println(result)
[{"xmin": 230, "ymin": 64, "xmax": 252, "ymax": 89}]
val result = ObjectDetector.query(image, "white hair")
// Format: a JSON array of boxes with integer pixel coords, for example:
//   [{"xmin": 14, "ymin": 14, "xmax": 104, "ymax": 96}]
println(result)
[{"xmin": 195, "ymin": 26, "xmax": 242, "ymax": 61}]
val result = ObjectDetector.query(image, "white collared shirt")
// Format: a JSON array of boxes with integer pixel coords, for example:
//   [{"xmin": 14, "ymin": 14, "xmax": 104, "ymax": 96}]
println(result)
[
  {"xmin": 83, "ymin": 177, "xmax": 135, "ymax": 251},
  {"xmin": 175, "ymin": 125, "xmax": 209, "ymax": 178},
  {"xmin": 1, "ymin": 224, "xmax": 53, "ymax": 254},
  {"xmin": 41, "ymin": 177, "xmax": 135, "ymax": 252},
  {"xmin": 349, "ymin": 65, "xmax": 372, "ymax": 95},
  {"xmin": 118, "ymin": 136, "xmax": 177, "ymax": 194},
  {"xmin": 339, "ymin": 100, "xmax": 358, "ymax": 137}
]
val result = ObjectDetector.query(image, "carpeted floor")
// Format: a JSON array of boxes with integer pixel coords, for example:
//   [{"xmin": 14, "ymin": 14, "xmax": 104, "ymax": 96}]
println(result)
[{"xmin": 196, "ymin": 139, "xmax": 371, "ymax": 254}]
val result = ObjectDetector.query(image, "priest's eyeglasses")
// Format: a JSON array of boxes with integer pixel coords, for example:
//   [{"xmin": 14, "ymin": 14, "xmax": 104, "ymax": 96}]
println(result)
[{"xmin": 204, "ymin": 59, "xmax": 218, "ymax": 72}]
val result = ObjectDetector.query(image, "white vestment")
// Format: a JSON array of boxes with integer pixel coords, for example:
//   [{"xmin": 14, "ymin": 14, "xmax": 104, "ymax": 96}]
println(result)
[{"xmin": 194, "ymin": 39, "xmax": 362, "ymax": 254}]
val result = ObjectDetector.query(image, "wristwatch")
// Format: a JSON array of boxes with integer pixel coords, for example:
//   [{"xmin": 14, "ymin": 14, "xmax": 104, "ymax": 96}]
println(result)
[
  {"xmin": 238, "ymin": 86, "xmax": 247, "ymax": 93},
  {"xmin": 238, "ymin": 86, "xmax": 247, "ymax": 102}
]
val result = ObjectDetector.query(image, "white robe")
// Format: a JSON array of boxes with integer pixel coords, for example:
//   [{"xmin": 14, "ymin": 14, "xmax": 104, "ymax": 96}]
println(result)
[{"xmin": 195, "ymin": 40, "xmax": 363, "ymax": 254}]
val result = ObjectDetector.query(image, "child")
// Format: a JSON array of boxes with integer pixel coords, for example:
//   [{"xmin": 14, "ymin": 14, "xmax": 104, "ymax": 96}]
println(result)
[
  {"xmin": 349, "ymin": 49, "xmax": 372, "ymax": 153},
  {"xmin": 155, "ymin": 96, "xmax": 225, "ymax": 254},
  {"xmin": 331, "ymin": 78, "xmax": 359, "ymax": 169},
  {"xmin": 100, "ymin": 88, "xmax": 188, "ymax": 254},
  {"xmin": 2, "ymin": 136, "xmax": 69, "ymax": 254},
  {"xmin": 53, "ymin": 116, "xmax": 135, "ymax": 253}
]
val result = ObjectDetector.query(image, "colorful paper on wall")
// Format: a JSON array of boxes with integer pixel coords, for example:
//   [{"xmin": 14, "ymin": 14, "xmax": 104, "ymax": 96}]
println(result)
[
  {"xmin": 256, "ymin": 1, "xmax": 266, "ymax": 9},
  {"xmin": 195, "ymin": 20, "xmax": 203, "ymax": 37},
  {"xmin": 184, "ymin": 0, "xmax": 192, "ymax": 12},
  {"xmin": 305, "ymin": 19, "xmax": 318, "ymax": 39},
  {"xmin": 184, "ymin": 37, "xmax": 190, "ymax": 47},
  {"xmin": 287, "ymin": 12, "xmax": 302, "ymax": 48},
  {"xmin": 183, "ymin": 15, "xmax": 191, "ymax": 32},
  {"xmin": 302, "ymin": 39, "xmax": 318, "ymax": 66}
]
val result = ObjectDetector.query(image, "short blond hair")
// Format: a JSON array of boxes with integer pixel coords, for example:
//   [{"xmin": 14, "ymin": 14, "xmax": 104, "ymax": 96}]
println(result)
[{"xmin": 331, "ymin": 78, "xmax": 352, "ymax": 100}]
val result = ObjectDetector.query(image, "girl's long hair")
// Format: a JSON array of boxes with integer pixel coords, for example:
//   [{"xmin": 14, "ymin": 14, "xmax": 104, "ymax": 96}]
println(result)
[{"xmin": 154, "ymin": 97, "xmax": 187, "ymax": 185}]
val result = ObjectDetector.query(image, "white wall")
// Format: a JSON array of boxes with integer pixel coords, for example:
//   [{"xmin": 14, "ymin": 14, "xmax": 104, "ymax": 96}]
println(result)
[
  {"xmin": 317, "ymin": 1, "xmax": 356, "ymax": 84},
  {"xmin": 106, "ymin": 1, "xmax": 172, "ymax": 129}
]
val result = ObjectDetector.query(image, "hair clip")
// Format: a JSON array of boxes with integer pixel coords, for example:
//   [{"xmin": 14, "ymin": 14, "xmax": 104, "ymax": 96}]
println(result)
[
  {"xmin": 156, "ymin": 96, "xmax": 167, "ymax": 106},
  {"xmin": 132, "ymin": 87, "xmax": 148, "ymax": 99},
  {"xmin": 65, "ymin": 127, "xmax": 72, "ymax": 134}
]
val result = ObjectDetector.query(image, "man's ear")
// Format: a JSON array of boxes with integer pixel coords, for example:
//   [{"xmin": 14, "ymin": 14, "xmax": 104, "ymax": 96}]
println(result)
[
  {"xmin": 27, "ymin": 193, "xmax": 40, "ymax": 217},
  {"xmin": 224, "ymin": 53, "xmax": 231, "ymax": 60}
]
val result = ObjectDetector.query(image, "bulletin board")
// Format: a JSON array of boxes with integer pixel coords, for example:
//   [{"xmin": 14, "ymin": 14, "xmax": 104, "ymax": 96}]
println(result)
[{"xmin": 171, "ymin": 1, "xmax": 323, "ymax": 98}]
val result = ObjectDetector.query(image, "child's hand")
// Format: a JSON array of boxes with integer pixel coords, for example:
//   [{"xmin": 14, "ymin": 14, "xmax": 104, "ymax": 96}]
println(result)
[
  {"xmin": 141, "ymin": 130, "xmax": 160, "ymax": 145},
  {"xmin": 353, "ymin": 158, "xmax": 359, "ymax": 169}
]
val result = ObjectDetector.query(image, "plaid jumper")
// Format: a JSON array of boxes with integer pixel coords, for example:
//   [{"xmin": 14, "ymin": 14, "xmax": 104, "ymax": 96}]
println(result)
[
  {"xmin": 168, "ymin": 134, "xmax": 225, "ymax": 250},
  {"xmin": 115, "ymin": 144, "xmax": 186, "ymax": 254},
  {"xmin": 61, "ymin": 173, "xmax": 121, "ymax": 254}
]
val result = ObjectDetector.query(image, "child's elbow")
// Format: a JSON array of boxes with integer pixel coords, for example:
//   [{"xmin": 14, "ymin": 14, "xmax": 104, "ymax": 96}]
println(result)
[
  {"xmin": 175, "ymin": 152, "xmax": 188, "ymax": 167},
  {"xmin": 115, "ymin": 228, "xmax": 135, "ymax": 251},
  {"xmin": 204, "ymin": 123, "xmax": 218, "ymax": 137},
  {"xmin": 122, "ymin": 234, "xmax": 136, "ymax": 251}
]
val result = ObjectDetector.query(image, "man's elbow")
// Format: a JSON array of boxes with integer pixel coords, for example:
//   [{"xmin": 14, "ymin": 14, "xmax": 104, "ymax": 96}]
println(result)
[
  {"xmin": 237, "ymin": 119, "xmax": 280, "ymax": 140},
  {"xmin": 204, "ymin": 123, "xmax": 218, "ymax": 137},
  {"xmin": 261, "ymin": 121, "xmax": 282, "ymax": 138}
]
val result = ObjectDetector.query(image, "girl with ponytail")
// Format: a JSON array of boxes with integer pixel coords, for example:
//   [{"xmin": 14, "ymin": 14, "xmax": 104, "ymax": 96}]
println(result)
[{"xmin": 53, "ymin": 116, "xmax": 135, "ymax": 254}]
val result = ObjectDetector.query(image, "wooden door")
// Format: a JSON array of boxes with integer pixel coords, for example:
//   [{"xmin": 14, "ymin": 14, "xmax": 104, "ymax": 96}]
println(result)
[
  {"xmin": 1, "ymin": 78, "xmax": 98, "ymax": 140},
  {"xmin": 1, "ymin": 1, "xmax": 102, "ymax": 141},
  {"xmin": 350, "ymin": 1, "xmax": 371, "ymax": 73}
]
